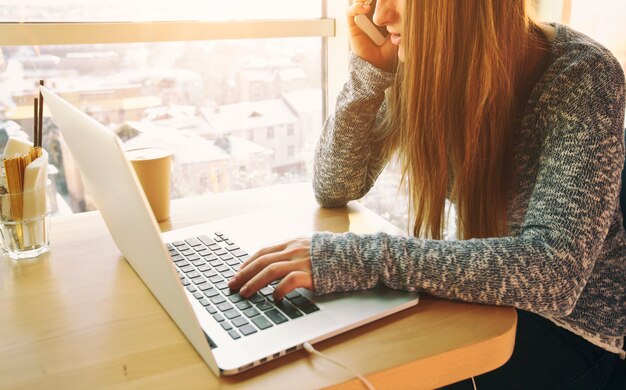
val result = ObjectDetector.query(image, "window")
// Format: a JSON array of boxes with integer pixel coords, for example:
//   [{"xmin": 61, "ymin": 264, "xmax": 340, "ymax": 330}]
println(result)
[
  {"xmin": 565, "ymin": 0, "xmax": 626, "ymax": 71},
  {"xmin": 0, "ymin": 1, "xmax": 334, "ymax": 214},
  {"xmin": 535, "ymin": 0, "xmax": 626, "ymax": 118},
  {"xmin": 1, "ymin": 0, "xmax": 322, "ymax": 22}
]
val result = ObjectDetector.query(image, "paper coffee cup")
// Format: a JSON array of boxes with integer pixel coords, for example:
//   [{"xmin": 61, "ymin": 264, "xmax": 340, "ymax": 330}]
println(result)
[{"xmin": 126, "ymin": 147, "xmax": 173, "ymax": 222}]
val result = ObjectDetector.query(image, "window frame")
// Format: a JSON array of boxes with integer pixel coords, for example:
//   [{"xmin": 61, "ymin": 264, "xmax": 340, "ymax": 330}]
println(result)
[
  {"xmin": 0, "ymin": 1, "xmax": 345, "ymax": 116},
  {"xmin": 0, "ymin": 20, "xmax": 334, "ymax": 45}
]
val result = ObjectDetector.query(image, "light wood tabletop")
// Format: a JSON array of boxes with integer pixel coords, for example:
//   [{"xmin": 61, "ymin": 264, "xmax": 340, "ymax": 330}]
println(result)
[{"xmin": 0, "ymin": 183, "xmax": 516, "ymax": 389}]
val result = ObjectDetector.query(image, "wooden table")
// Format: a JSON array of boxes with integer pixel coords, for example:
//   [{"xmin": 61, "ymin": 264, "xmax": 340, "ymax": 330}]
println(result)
[{"xmin": 0, "ymin": 183, "xmax": 516, "ymax": 389}]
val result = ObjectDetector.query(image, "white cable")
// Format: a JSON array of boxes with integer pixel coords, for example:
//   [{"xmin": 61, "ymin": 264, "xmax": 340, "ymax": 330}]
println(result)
[
  {"xmin": 302, "ymin": 342, "xmax": 376, "ymax": 390},
  {"xmin": 472, "ymin": 376, "xmax": 477, "ymax": 390}
]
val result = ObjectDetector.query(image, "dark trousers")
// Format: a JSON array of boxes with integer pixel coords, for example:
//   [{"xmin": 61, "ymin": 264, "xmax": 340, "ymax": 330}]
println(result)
[{"xmin": 444, "ymin": 310, "xmax": 622, "ymax": 389}]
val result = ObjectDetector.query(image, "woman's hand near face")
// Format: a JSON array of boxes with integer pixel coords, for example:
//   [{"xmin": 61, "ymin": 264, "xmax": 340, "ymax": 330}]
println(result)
[
  {"xmin": 348, "ymin": 1, "xmax": 398, "ymax": 72},
  {"xmin": 228, "ymin": 238, "xmax": 314, "ymax": 301}
]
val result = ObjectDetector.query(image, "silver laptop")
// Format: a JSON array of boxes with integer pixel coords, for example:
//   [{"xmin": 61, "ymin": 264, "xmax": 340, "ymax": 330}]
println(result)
[{"xmin": 40, "ymin": 86, "xmax": 419, "ymax": 375}]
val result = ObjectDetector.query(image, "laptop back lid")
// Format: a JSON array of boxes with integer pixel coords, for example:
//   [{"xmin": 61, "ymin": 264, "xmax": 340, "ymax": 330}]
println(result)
[{"xmin": 40, "ymin": 86, "xmax": 219, "ymax": 374}]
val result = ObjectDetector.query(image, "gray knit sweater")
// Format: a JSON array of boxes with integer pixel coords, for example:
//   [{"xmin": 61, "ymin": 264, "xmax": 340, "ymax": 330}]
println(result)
[{"xmin": 311, "ymin": 23, "xmax": 626, "ymax": 356}]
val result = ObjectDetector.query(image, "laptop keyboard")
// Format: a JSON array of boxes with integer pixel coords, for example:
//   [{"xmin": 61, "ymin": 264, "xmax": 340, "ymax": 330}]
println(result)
[{"xmin": 167, "ymin": 232, "xmax": 320, "ymax": 340}]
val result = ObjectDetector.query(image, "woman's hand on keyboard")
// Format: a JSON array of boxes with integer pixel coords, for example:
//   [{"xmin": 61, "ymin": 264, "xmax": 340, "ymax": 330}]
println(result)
[{"xmin": 228, "ymin": 237, "xmax": 313, "ymax": 301}]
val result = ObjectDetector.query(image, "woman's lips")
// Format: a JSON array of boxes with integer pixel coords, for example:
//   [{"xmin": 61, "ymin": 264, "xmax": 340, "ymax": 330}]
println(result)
[{"xmin": 390, "ymin": 33, "xmax": 401, "ymax": 45}]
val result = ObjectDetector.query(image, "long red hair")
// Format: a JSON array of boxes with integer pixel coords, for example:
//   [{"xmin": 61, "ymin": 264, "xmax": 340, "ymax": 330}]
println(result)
[{"xmin": 382, "ymin": 0, "xmax": 536, "ymax": 239}]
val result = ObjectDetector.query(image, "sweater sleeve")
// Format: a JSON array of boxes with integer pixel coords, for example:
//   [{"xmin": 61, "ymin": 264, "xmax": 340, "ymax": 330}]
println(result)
[
  {"xmin": 310, "ymin": 48, "xmax": 626, "ymax": 317},
  {"xmin": 313, "ymin": 53, "xmax": 396, "ymax": 207}
]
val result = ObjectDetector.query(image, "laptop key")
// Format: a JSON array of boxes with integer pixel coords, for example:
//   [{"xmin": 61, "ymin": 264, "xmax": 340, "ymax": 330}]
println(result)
[
  {"xmin": 215, "ymin": 265, "xmax": 229, "ymax": 273},
  {"xmin": 240, "ymin": 324, "xmax": 257, "ymax": 336},
  {"xmin": 191, "ymin": 276, "xmax": 206, "ymax": 285},
  {"xmin": 193, "ymin": 292, "xmax": 204, "ymax": 300},
  {"xmin": 203, "ymin": 253, "xmax": 218, "ymax": 261},
  {"xmin": 209, "ymin": 275, "xmax": 223, "ymax": 284},
  {"xmin": 243, "ymin": 307, "xmax": 260, "ymax": 318},
  {"xmin": 255, "ymin": 300, "xmax": 273, "ymax": 311},
  {"xmin": 289, "ymin": 296, "xmax": 310, "ymax": 308},
  {"xmin": 222, "ymin": 270, "xmax": 235, "ymax": 278},
  {"xmin": 181, "ymin": 278, "xmax": 190, "ymax": 286},
  {"xmin": 219, "ymin": 253, "xmax": 234, "ymax": 261},
  {"xmin": 191, "ymin": 259, "xmax": 205, "ymax": 267},
  {"xmin": 249, "ymin": 293, "xmax": 264, "ymax": 303},
  {"xmin": 221, "ymin": 321, "xmax": 233, "ymax": 331},
  {"xmin": 187, "ymin": 254, "xmax": 201, "ymax": 261},
  {"xmin": 214, "ymin": 248, "xmax": 228, "ymax": 256},
  {"xmin": 204, "ymin": 288, "xmax": 220, "ymax": 298},
  {"xmin": 259, "ymin": 286, "xmax": 274, "ymax": 296},
  {"xmin": 276, "ymin": 301, "xmax": 302, "ymax": 319},
  {"xmin": 209, "ymin": 259, "xmax": 223, "ymax": 267},
  {"xmin": 186, "ymin": 285, "xmax": 196, "ymax": 293},
  {"xmin": 223, "ymin": 309, "xmax": 240, "ymax": 320},
  {"xmin": 231, "ymin": 249, "xmax": 248, "ymax": 258},
  {"xmin": 197, "ymin": 283, "xmax": 213, "ymax": 291},
  {"xmin": 197, "ymin": 264, "xmax": 211, "ymax": 272},
  {"xmin": 172, "ymin": 240, "xmax": 186, "ymax": 247},
  {"xmin": 215, "ymin": 281, "xmax": 229, "ymax": 290},
  {"xmin": 203, "ymin": 270, "xmax": 218, "ymax": 278},
  {"xmin": 222, "ymin": 288, "xmax": 236, "ymax": 296},
  {"xmin": 197, "ymin": 249, "xmax": 212, "ymax": 257},
  {"xmin": 198, "ymin": 235, "xmax": 216, "ymax": 246},
  {"xmin": 232, "ymin": 317, "xmax": 249, "ymax": 328},
  {"xmin": 210, "ymin": 295, "xmax": 226, "ymax": 305},
  {"xmin": 251, "ymin": 316, "xmax": 273, "ymax": 330},
  {"xmin": 180, "ymin": 265, "xmax": 194, "ymax": 273},
  {"xmin": 217, "ymin": 302, "xmax": 234, "ymax": 312},
  {"xmin": 236, "ymin": 301, "xmax": 252, "ymax": 310},
  {"xmin": 213, "ymin": 313, "xmax": 225, "ymax": 322},
  {"xmin": 171, "ymin": 254, "xmax": 183, "ymax": 262},
  {"xmin": 187, "ymin": 270, "xmax": 201, "ymax": 279},
  {"xmin": 181, "ymin": 249, "xmax": 194, "ymax": 256},
  {"xmin": 209, "ymin": 243, "xmax": 221, "ymax": 251},
  {"xmin": 173, "ymin": 260, "xmax": 189, "ymax": 268},
  {"xmin": 226, "ymin": 258, "xmax": 241, "ymax": 267},
  {"xmin": 300, "ymin": 304, "xmax": 320, "ymax": 314},
  {"xmin": 285, "ymin": 290, "xmax": 301, "ymax": 300},
  {"xmin": 228, "ymin": 294, "xmax": 244, "ymax": 303},
  {"xmin": 206, "ymin": 305, "xmax": 217, "ymax": 315},
  {"xmin": 225, "ymin": 243, "xmax": 239, "ymax": 251},
  {"xmin": 185, "ymin": 237, "xmax": 201, "ymax": 247},
  {"xmin": 266, "ymin": 309, "xmax": 288, "ymax": 324},
  {"xmin": 228, "ymin": 329, "xmax": 241, "ymax": 340},
  {"xmin": 199, "ymin": 298, "xmax": 210, "ymax": 307}
]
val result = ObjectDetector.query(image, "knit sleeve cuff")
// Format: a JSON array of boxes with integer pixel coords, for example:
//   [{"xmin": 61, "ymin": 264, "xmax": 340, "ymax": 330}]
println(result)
[
  {"xmin": 347, "ymin": 52, "xmax": 397, "ymax": 97},
  {"xmin": 310, "ymin": 231, "xmax": 380, "ymax": 295}
]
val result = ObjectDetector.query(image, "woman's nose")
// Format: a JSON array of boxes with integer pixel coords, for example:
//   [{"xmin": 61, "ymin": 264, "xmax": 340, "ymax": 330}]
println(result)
[{"xmin": 372, "ymin": 0, "xmax": 398, "ymax": 27}]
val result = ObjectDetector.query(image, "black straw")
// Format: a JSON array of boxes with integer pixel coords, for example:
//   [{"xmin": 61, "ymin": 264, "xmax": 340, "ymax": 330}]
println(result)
[
  {"xmin": 38, "ymin": 80, "xmax": 44, "ymax": 148},
  {"xmin": 34, "ymin": 97, "xmax": 39, "ymax": 147}
]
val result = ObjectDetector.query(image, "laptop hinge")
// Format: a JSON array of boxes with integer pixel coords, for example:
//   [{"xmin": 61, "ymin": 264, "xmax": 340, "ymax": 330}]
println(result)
[{"xmin": 204, "ymin": 331, "xmax": 218, "ymax": 349}]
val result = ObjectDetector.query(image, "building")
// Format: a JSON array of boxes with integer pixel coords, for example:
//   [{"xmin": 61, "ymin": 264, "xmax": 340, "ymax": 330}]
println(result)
[
  {"xmin": 61, "ymin": 120, "xmax": 274, "ymax": 212},
  {"xmin": 202, "ymin": 99, "xmax": 303, "ymax": 174}
]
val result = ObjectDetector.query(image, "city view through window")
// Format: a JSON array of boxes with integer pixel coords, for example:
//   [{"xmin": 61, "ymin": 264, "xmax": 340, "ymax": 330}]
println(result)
[
  {"xmin": 0, "ymin": 0, "xmax": 324, "ymax": 215},
  {"xmin": 0, "ymin": 38, "xmax": 323, "ymax": 214}
]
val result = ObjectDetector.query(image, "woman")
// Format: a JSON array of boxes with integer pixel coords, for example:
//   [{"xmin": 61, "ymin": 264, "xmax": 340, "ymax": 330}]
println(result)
[{"xmin": 229, "ymin": 0, "xmax": 626, "ymax": 387}]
